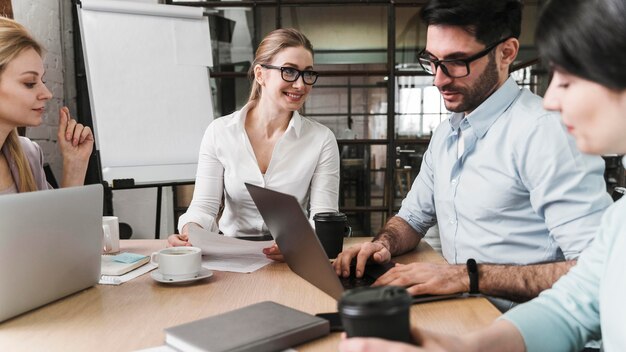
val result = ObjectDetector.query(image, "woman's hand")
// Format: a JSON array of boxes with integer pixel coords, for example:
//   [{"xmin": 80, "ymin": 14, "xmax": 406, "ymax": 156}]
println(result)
[
  {"xmin": 263, "ymin": 243, "xmax": 285, "ymax": 262},
  {"xmin": 57, "ymin": 107, "xmax": 94, "ymax": 187},
  {"xmin": 168, "ymin": 223, "xmax": 200, "ymax": 247},
  {"xmin": 167, "ymin": 233, "xmax": 192, "ymax": 247}
]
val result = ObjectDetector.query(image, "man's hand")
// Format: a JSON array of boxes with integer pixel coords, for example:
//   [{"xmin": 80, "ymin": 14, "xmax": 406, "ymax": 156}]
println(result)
[
  {"xmin": 333, "ymin": 216, "xmax": 422, "ymax": 278},
  {"xmin": 372, "ymin": 262, "xmax": 469, "ymax": 296},
  {"xmin": 333, "ymin": 242, "xmax": 391, "ymax": 278}
]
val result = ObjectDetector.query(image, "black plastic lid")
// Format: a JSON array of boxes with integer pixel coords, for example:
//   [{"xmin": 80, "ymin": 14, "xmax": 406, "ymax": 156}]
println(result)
[
  {"xmin": 313, "ymin": 212, "xmax": 347, "ymax": 222},
  {"xmin": 338, "ymin": 286, "xmax": 411, "ymax": 317}
]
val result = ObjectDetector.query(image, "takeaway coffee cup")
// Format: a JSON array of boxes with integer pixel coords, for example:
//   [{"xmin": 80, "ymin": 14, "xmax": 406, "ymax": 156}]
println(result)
[
  {"xmin": 150, "ymin": 247, "xmax": 202, "ymax": 281},
  {"xmin": 102, "ymin": 216, "xmax": 120, "ymax": 254},
  {"xmin": 339, "ymin": 286, "xmax": 412, "ymax": 343},
  {"xmin": 313, "ymin": 212, "xmax": 352, "ymax": 259}
]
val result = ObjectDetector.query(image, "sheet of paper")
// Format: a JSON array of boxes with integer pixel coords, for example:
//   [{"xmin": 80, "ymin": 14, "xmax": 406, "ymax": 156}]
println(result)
[
  {"xmin": 188, "ymin": 226, "xmax": 274, "ymax": 273},
  {"xmin": 99, "ymin": 262, "xmax": 157, "ymax": 285}
]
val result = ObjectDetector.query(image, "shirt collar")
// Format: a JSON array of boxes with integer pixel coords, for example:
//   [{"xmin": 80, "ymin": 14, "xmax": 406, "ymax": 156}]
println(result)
[
  {"xmin": 227, "ymin": 102, "xmax": 303, "ymax": 138},
  {"xmin": 448, "ymin": 76, "xmax": 521, "ymax": 138}
]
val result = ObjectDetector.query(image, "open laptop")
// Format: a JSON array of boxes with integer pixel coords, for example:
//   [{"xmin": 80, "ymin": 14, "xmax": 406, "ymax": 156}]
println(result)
[
  {"xmin": 0, "ymin": 184, "xmax": 103, "ymax": 322},
  {"xmin": 246, "ymin": 183, "xmax": 461, "ymax": 303}
]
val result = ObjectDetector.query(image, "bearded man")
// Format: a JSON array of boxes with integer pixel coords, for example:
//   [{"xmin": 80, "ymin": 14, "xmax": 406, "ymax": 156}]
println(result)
[{"xmin": 334, "ymin": 0, "xmax": 612, "ymax": 311}]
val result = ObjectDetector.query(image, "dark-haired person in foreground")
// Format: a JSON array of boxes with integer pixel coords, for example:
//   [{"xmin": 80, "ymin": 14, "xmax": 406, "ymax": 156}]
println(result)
[
  {"xmin": 339, "ymin": 0, "xmax": 626, "ymax": 350},
  {"xmin": 334, "ymin": 0, "xmax": 612, "ymax": 311}
]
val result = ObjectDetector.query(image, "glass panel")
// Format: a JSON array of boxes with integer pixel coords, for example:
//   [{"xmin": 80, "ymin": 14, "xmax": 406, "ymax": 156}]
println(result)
[
  {"xmin": 395, "ymin": 76, "xmax": 446, "ymax": 138},
  {"xmin": 339, "ymin": 144, "xmax": 387, "ymax": 235},
  {"xmin": 205, "ymin": 8, "xmax": 256, "ymax": 73},
  {"xmin": 210, "ymin": 77, "xmax": 251, "ymax": 117},
  {"xmin": 511, "ymin": 65, "xmax": 539, "ymax": 94},
  {"xmin": 346, "ymin": 211, "xmax": 388, "ymax": 236},
  {"xmin": 280, "ymin": 6, "xmax": 388, "ymax": 65},
  {"xmin": 258, "ymin": 7, "xmax": 277, "ymax": 39},
  {"xmin": 304, "ymin": 72, "xmax": 388, "ymax": 139},
  {"xmin": 392, "ymin": 143, "xmax": 428, "ymax": 208},
  {"xmin": 395, "ymin": 6, "xmax": 424, "ymax": 69}
]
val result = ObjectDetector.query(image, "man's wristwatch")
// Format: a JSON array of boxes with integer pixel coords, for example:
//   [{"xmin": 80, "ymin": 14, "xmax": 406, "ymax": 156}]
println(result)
[{"xmin": 466, "ymin": 258, "xmax": 479, "ymax": 294}]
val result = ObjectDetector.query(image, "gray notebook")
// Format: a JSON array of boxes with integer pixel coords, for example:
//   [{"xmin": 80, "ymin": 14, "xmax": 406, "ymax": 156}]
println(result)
[{"xmin": 164, "ymin": 301, "xmax": 329, "ymax": 352}]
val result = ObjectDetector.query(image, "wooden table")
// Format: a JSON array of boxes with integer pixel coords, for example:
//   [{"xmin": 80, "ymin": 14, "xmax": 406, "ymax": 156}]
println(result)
[{"xmin": 0, "ymin": 238, "xmax": 500, "ymax": 351}]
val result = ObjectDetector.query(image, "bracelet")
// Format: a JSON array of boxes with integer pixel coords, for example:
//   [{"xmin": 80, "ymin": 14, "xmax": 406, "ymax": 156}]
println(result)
[{"xmin": 466, "ymin": 258, "xmax": 479, "ymax": 294}]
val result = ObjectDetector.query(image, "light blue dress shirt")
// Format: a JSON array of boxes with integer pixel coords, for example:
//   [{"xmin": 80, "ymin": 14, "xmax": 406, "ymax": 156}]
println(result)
[
  {"xmin": 503, "ymin": 161, "xmax": 626, "ymax": 351},
  {"xmin": 397, "ymin": 77, "xmax": 612, "ymax": 265}
]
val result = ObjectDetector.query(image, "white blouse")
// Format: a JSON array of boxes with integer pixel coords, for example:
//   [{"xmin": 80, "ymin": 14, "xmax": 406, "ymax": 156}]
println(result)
[{"xmin": 178, "ymin": 104, "xmax": 340, "ymax": 237}]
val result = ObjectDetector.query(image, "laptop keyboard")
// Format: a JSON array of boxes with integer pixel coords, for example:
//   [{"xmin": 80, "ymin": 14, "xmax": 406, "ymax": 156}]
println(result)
[
  {"xmin": 338, "ymin": 261, "xmax": 395, "ymax": 289},
  {"xmin": 340, "ymin": 274, "xmax": 376, "ymax": 289}
]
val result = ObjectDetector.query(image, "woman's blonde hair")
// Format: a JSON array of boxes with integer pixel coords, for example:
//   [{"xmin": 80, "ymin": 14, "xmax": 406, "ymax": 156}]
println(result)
[
  {"xmin": 0, "ymin": 17, "xmax": 44, "ymax": 192},
  {"xmin": 247, "ymin": 28, "xmax": 314, "ymax": 104}
]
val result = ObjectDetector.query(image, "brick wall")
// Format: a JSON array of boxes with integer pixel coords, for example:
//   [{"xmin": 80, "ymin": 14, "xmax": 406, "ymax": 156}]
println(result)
[{"xmin": 12, "ymin": 0, "xmax": 75, "ymax": 184}]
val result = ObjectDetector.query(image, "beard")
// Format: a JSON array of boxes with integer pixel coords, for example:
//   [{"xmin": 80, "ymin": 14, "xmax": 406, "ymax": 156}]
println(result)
[{"xmin": 441, "ymin": 54, "xmax": 500, "ymax": 113}]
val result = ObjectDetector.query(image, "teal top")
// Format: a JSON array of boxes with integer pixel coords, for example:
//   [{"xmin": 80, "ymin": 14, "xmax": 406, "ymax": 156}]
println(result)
[{"xmin": 503, "ymin": 158, "xmax": 626, "ymax": 351}]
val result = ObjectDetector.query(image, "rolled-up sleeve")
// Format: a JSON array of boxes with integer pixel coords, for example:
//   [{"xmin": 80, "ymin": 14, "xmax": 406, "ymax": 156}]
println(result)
[{"xmin": 397, "ymin": 143, "xmax": 437, "ymax": 236}]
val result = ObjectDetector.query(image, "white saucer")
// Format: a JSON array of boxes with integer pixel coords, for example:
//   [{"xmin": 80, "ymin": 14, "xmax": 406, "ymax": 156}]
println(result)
[{"xmin": 151, "ymin": 268, "xmax": 213, "ymax": 284}]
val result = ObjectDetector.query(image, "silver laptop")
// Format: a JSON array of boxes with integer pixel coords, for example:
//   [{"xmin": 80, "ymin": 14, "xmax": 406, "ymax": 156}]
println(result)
[
  {"xmin": 246, "ymin": 183, "xmax": 461, "ymax": 303},
  {"xmin": 0, "ymin": 184, "xmax": 103, "ymax": 322}
]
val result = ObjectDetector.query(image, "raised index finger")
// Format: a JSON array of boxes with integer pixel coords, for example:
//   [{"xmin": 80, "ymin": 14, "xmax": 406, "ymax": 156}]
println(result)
[{"xmin": 58, "ymin": 107, "xmax": 69, "ymax": 138}]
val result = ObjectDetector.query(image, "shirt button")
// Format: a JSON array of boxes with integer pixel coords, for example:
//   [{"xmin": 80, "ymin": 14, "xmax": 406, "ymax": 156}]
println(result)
[
  {"xmin": 449, "ymin": 219, "xmax": 457, "ymax": 225},
  {"xmin": 451, "ymin": 179, "xmax": 457, "ymax": 185}
]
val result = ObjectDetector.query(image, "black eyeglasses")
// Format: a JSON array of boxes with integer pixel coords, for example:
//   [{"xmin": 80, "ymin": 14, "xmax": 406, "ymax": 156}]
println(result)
[
  {"xmin": 418, "ymin": 37, "xmax": 511, "ymax": 78},
  {"xmin": 260, "ymin": 64, "xmax": 319, "ymax": 85}
]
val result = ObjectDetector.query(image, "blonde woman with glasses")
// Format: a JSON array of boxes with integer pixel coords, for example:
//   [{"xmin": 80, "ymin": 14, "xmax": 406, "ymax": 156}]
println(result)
[{"xmin": 169, "ymin": 28, "xmax": 339, "ymax": 261}]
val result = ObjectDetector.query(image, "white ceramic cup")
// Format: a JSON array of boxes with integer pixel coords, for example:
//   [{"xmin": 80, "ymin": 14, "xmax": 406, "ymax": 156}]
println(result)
[
  {"xmin": 102, "ymin": 216, "xmax": 120, "ymax": 254},
  {"xmin": 150, "ymin": 247, "xmax": 202, "ymax": 280}
]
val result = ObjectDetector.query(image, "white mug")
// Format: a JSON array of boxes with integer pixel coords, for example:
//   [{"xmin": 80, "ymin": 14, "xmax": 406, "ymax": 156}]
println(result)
[
  {"xmin": 150, "ymin": 247, "xmax": 202, "ymax": 281},
  {"xmin": 102, "ymin": 216, "xmax": 120, "ymax": 254}
]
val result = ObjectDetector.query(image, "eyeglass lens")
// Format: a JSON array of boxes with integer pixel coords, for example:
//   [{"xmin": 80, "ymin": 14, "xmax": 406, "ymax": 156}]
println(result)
[
  {"xmin": 281, "ymin": 67, "xmax": 318, "ymax": 85},
  {"xmin": 418, "ymin": 58, "xmax": 468, "ymax": 78}
]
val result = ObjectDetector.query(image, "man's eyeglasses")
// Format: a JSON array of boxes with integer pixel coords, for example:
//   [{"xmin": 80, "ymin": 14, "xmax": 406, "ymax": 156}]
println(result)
[
  {"xmin": 418, "ymin": 37, "xmax": 511, "ymax": 78},
  {"xmin": 261, "ymin": 64, "xmax": 319, "ymax": 85}
]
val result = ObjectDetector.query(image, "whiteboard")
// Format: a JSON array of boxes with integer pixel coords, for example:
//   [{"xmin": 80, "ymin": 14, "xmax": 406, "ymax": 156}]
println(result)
[{"xmin": 77, "ymin": 0, "xmax": 213, "ymax": 184}]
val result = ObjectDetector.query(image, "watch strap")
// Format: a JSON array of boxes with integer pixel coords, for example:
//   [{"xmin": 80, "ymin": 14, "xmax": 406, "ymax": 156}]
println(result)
[{"xmin": 466, "ymin": 258, "xmax": 479, "ymax": 294}]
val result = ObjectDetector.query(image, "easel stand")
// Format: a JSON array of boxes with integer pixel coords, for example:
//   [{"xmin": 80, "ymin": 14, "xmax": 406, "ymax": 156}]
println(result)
[{"xmin": 105, "ymin": 180, "xmax": 195, "ymax": 239}]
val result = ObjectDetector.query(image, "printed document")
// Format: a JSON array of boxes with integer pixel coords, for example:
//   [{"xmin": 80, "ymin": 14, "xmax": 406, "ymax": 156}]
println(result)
[{"xmin": 188, "ymin": 226, "xmax": 274, "ymax": 273}]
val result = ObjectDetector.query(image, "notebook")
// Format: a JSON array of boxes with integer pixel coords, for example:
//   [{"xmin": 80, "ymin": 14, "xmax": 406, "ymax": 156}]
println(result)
[
  {"xmin": 245, "ymin": 183, "xmax": 461, "ymax": 303},
  {"xmin": 101, "ymin": 253, "xmax": 150, "ymax": 276},
  {"xmin": 0, "ymin": 184, "xmax": 103, "ymax": 322},
  {"xmin": 164, "ymin": 301, "xmax": 329, "ymax": 352}
]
